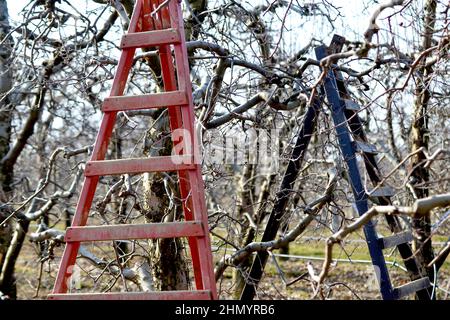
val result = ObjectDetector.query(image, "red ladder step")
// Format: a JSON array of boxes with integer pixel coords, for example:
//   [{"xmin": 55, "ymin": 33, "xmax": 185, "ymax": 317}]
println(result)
[
  {"xmin": 65, "ymin": 221, "xmax": 205, "ymax": 242},
  {"xmin": 103, "ymin": 91, "xmax": 188, "ymax": 112},
  {"xmin": 48, "ymin": 290, "xmax": 212, "ymax": 300},
  {"xmin": 84, "ymin": 155, "xmax": 195, "ymax": 176},
  {"xmin": 120, "ymin": 28, "xmax": 180, "ymax": 49}
]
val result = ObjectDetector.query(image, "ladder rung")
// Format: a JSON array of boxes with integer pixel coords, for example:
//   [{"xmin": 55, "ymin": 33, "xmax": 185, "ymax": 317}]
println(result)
[
  {"xmin": 378, "ymin": 231, "xmax": 414, "ymax": 249},
  {"xmin": 85, "ymin": 155, "xmax": 195, "ymax": 176},
  {"xmin": 353, "ymin": 140, "xmax": 378, "ymax": 154},
  {"xmin": 120, "ymin": 28, "xmax": 180, "ymax": 49},
  {"xmin": 48, "ymin": 290, "xmax": 212, "ymax": 300},
  {"xmin": 368, "ymin": 186, "xmax": 396, "ymax": 198},
  {"xmin": 393, "ymin": 277, "xmax": 431, "ymax": 299},
  {"xmin": 341, "ymin": 99, "xmax": 360, "ymax": 111},
  {"xmin": 65, "ymin": 221, "xmax": 204, "ymax": 242},
  {"xmin": 103, "ymin": 91, "xmax": 188, "ymax": 112}
]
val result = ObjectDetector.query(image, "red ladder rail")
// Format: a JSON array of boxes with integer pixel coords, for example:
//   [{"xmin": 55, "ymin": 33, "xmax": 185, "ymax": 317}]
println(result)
[{"xmin": 49, "ymin": 0, "xmax": 217, "ymax": 300}]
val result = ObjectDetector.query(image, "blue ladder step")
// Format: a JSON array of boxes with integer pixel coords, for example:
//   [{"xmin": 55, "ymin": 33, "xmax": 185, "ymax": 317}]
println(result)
[
  {"xmin": 353, "ymin": 140, "xmax": 378, "ymax": 154},
  {"xmin": 368, "ymin": 186, "xmax": 396, "ymax": 198},
  {"xmin": 378, "ymin": 231, "xmax": 414, "ymax": 249},
  {"xmin": 368, "ymin": 186, "xmax": 396, "ymax": 204},
  {"xmin": 393, "ymin": 277, "xmax": 431, "ymax": 299},
  {"xmin": 341, "ymin": 99, "xmax": 360, "ymax": 111}
]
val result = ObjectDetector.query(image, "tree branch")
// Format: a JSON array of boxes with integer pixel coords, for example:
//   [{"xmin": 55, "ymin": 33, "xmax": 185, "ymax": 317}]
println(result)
[{"xmin": 318, "ymin": 193, "xmax": 450, "ymax": 286}]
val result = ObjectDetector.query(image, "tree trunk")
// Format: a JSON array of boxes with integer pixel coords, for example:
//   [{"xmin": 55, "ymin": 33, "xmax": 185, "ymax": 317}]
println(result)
[
  {"xmin": 410, "ymin": 0, "xmax": 437, "ymax": 281},
  {"xmin": 233, "ymin": 163, "xmax": 255, "ymax": 298},
  {"xmin": 112, "ymin": 129, "xmax": 129, "ymax": 262},
  {"xmin": 0, "ymin": 0, "xmax": 14, "ymax": 298},
  {"xmin": 142, "ymin": 112, "xmax": 189, "ymax": 291},
  {"xmin": 0, "ymin": 1, "xmax": 13, "ymax": 187},
  {"xmin": 185, "ymin": 0, "xmax": 208, "ymax": 42}
]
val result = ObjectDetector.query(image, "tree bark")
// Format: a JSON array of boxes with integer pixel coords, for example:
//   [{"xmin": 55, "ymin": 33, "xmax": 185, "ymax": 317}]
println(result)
[
  {"xmin": 0, "ymin": 1, "xmax": 13, "ymax": 187},
  {"xmin": 232, "ymin": 163, "xmax": 255, "ymax": 298},
  {"xmin": 0, "ymin": 0, "xmax": 14, "ymax": 298},
  {"xmin": 185, "ymin": 0, "xmax": 208, "ymax": 42},
  {"xmin": 410, "ymin": 0, "xmax": 437, "ymax": 281},
  {"xmin": 142, "ymin": 113, "xmax": 189, "ymax": 290}
]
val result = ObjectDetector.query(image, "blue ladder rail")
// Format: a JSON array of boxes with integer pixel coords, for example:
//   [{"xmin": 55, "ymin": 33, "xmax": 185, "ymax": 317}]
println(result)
[{"xmin": 314, "ymin": 35, "xmax": 431, "ymax": 300}]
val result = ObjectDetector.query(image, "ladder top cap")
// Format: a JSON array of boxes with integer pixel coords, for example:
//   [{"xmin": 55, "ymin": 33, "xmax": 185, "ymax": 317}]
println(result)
[{"xmin": 331, "ymin": 34, "xmax": 346, "ymax": 43}]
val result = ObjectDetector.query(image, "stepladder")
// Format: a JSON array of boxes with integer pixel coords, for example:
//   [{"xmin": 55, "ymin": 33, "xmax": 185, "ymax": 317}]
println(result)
[
  {"xmin": 240, "ymin": 34, "xmax": 432, "ymax": 300},
  {"xmin": 314, "ymin": 35, "xmax": 432, "ymax": 300},
  {"xmin": 48, "ymin": 0, "xmax": 217, "ymax": 300}
]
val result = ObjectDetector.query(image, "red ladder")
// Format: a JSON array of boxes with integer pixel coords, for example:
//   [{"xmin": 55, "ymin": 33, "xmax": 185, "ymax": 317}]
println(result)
[{"xmin": 48, "ymin": 0, "xmax": 217, "ymax": 300}]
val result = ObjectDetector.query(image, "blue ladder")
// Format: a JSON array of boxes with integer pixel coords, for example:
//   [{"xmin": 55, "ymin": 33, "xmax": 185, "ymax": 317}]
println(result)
[{"xmin": 315, "ymin": 35, "xmax": 431, "ymax": 300}]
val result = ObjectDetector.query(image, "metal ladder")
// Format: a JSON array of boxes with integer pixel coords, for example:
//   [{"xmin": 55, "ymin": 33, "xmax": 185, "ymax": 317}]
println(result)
[
  {"xmin": 48, "ymin": 0, "xmax": 217, "ymax": 300},
  {"xmin": 314, "ymin": 35, "xmax": 431, "ymax": 300}
]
